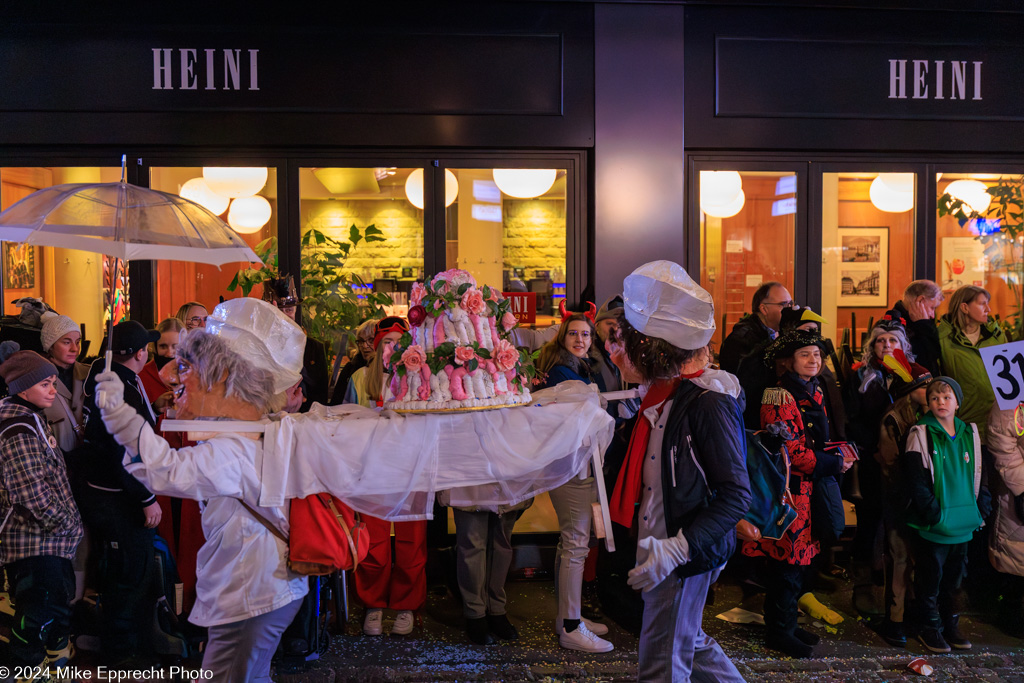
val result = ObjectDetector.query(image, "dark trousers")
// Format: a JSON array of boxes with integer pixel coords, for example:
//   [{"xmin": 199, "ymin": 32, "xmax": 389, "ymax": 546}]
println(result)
[
  {"xmin": 912, "ymin": 535, "xmax": 967, "ymax": 629},
  {"xmin": 1, "ymin": 555, "xmax": 75, "ymax": 666},
  {"xmin": 78, "ymin": 487, "xmax": 157, "ymax": 656},
  {"xmin": 762, "ymin": 559, "xmax": 806, "ymax": 635},
  {"xmin": 852, "ymin": 456, "xmax": 884, "ymax": 567}
]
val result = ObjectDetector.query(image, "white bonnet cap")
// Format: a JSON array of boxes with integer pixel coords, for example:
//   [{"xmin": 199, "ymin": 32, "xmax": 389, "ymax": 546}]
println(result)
[
  {"xmin": 206, "ymin": 298, "xmax": 305, "ymax": 394},
  {"xmin": 622, "ymin": 260, "xmax": 716, "ymax": 350}
]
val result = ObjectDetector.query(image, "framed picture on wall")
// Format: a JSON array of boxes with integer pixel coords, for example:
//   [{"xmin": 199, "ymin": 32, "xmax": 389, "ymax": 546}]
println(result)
[
  {"xmin": 3, "ymin": 243, "xmax": 35, "ymax": 290},
  {"xmin": 837, "ymin": 227, "xmax": 888, "ymax": 307},
  {"xmin": 401, "ymin": 267, "xmax": 414, "ymax": 278}
]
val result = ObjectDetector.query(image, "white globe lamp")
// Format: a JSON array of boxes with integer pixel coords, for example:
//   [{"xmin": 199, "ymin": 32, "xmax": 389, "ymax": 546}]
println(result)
[
  {"xmin": 869, "ymin": 173, "xmax": 915, "ymax": 213},
  {"xmin": 227, "ymin": 195, "xmax": 272, "ymax": 234},
  {"xmin": 202, "ymin": 167, "xmax": 269, "ymax": 199},
  {"xmin": 404, "ymin": 168, "xmax": 459, "ymax": 209},
  {"xmin": 945, "ymin": 179, "xmax": 992, "ymax": 215},
  {"xmin": 492, "ymin": 169, "xmax": 557, "ymax": 199},
  {"xmin": 179, "ymin": 177, "xmax": 230, "ymax": 215}
]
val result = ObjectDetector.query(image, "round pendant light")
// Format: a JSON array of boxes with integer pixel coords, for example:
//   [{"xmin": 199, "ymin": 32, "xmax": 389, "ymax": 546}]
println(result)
[
  {"xmin": 203, "ymin": 167, "xmax": 269, "ymax": 199},
  {"xmin": 227, "ymin": 195, "xmax": 272, "ymax": 234},
  {"xmin": 944, "ymin": 179, "xmax": 992, "ymax": 215},
  {"xmin": 404, "ymin": 168, "xmax": 459, "ymax": 209},
  {"xmin": 700, "ymin": 171, "xmax": 746, "ymax": 218},
  {"xmin": 179, "ymin": 177, "xmax": 230, "ymax": 216},
  {"xmin": 869, "ymin": 173, "xmax": 915, "ymax": 213},
  {"xmin": 492, "ymin": 169, "xmax": 557, "ymax": 199}
]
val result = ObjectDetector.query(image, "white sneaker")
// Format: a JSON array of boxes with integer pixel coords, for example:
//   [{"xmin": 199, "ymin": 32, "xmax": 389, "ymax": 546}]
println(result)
[
  {"xmin": 363, "ymin": 608, "xmax": 383, "ymax": 636},
  {"xmin": 555, "ymin": 617, "xmax": 610, "ymax": 637},
  {"xmin": 391, "ymin": 610, "xmax": 415, "ymax": 635},
  {"xmin": 558, "ymin": 622, "xmax": 614, "ymax": 653}
]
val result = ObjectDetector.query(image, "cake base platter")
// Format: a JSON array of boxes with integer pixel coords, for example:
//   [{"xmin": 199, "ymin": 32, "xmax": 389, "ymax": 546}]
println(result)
[{"xmin": 390, "ymin": 402, "xmax": 529, "ymax": 415}]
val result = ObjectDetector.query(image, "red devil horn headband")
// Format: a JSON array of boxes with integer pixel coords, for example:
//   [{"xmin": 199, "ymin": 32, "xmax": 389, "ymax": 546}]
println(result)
[{"xmin": 559, "ymin": 300, "xmax": 598, "ymax": 324}]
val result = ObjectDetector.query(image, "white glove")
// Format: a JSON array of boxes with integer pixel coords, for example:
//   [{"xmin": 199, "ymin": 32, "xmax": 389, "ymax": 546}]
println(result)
[
  {"xmin": 95, "ymin": 370, "xmax": 126, "ymax": 412},
  {"xmin": 627, "ymin": 531, "xmax": 690, "ymax": 593}
]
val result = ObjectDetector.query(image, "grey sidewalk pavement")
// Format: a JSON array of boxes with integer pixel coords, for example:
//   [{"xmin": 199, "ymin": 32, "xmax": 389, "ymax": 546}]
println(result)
[{"xmin": 276, "ymin": 575, "xmax": 1024, "ymax": 682}]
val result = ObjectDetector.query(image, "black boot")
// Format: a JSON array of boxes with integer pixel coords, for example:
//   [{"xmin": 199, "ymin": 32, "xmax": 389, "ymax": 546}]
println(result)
[
  {"xmin": 765, "ymin": 630, "xmax": 814, "ymax": 658},
  {"xmin": 793, "ymin": 626, "xmax": 820, "ymax": 646},
  {"xmin": 465, "ymin": 617, "xmax": 495, "ymax": 645},
  {"xmin": 877, "ymin": 619, "xmax": 906, "ymax": 648},
  {"xmin": 943, "ymin": 614, "xmax": 972, "ymax": 650},
  {"xmin": 917, "ymin": 626, "xmax": 950, "ymax": 653},
  {"xmin": 487, "ymin": 613, "xmax": 519, "ymax": 640}
]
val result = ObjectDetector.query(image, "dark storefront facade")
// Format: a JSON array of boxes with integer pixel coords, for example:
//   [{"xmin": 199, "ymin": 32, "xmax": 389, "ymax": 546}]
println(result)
[{"xmin": 2, "ymin": 1, "xmax": 1023, "ymax": 352}]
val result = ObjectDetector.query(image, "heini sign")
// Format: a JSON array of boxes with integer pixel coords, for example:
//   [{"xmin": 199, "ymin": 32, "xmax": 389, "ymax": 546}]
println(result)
[
  {"xmin": 152, "ymin": 48, "xmax": 260, "ymax": 91},
  {"xmin": 888, "ymin": 59, "xmax": 982, "ymax": 101}
]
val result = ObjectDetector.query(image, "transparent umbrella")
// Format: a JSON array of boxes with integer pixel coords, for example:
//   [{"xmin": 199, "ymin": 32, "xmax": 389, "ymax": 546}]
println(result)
[{"xmin": 0, "ymin": 156, "xmax": 260, "ymax": 367}]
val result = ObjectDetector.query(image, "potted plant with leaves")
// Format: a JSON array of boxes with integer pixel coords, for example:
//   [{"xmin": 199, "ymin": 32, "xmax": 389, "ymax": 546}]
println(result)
[
  {"xmin": 938, "ymin": 175, "xmax": 1024, "ymax": 340},
  {"xmin": 228, "ymin": 223, "xmax": 393, "ymax": 358}
]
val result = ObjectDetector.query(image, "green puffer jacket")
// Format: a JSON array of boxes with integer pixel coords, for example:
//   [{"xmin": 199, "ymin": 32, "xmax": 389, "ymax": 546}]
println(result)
[{"xmin": 938, "ymin": 315, "xmax": 1006, "ymax": 442}]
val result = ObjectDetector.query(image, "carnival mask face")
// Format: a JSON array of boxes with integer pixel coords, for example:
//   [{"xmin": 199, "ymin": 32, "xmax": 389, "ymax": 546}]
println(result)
[
  {"xmin": 158, "ymin": 355, "xmax": 261, "ymax": 421},
  {"xmin": 606, "ymin": 337, "xmax": 644, "ymax": 384}
]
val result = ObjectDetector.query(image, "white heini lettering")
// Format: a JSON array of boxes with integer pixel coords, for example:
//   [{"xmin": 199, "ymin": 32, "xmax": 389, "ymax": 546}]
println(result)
[
  {"xmin": 180, "ymin": 48, "xmax": 198, "ymax": 90},
  {"xmin": 888, "ymin": 58, "xmax": 982, "ymax": 102},
  {"xmin": 223, "ymin": 48, "xmax": 242, "ymax": 90},
  {"xmin": 152, "ymin": 48, "xmax": 173, "ymax": 90},
  {"xmin": 249, "ymin": 49, "xmax": 260, "ymax": 91},
  {"xmin": 150, "ymin": 48, "xmax": 259, "ymax": 91}
]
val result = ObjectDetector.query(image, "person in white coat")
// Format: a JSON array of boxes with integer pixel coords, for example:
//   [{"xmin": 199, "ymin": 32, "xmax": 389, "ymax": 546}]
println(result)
[
  {"xmin": 986, "ymin": 401, "xmax": 1024, "ymax": 636},
  {"xmin": 92, "ymin": 299, "xmax": 309, "ymax": 682}
]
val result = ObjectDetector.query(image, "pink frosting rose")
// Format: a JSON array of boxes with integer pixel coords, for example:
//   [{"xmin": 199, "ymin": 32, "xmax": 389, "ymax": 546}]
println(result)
[
  {"xmin": 501, "ymin": 311, "xmax": 517, "ymax": 332},
  {"xmin": 410, "ymin": 282, "xmax": 427, "ymax": 306},
  {"xmin": 493, "ymin": 339, "xmax": 519, "ymax": 372},
  {"xmin": 453, "ymin": 345, "xmax": 477, "ymax": 366},
  {"xmin": 461, "ymin": 288, "xmax": 486, "ymax": 315},
  {"xmin": 401, "ymin": 345, "xmax": 427, "ymax": 373}
]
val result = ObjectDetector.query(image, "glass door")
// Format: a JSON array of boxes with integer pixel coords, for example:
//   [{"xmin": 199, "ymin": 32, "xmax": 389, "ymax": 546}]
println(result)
[
  {"xmin": 819, "ymin": 168, "xmax": 919, "ymax": 345},
  {"xmin": 692, "ymin": 163, "xmax": 805, "ymax": 350}
]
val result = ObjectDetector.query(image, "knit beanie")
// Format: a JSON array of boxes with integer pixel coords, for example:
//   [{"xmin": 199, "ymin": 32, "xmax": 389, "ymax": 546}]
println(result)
[
  {"xmin": 928, "ymin": 375, "xmax": 963, "ymax": 406},
  {"xmin": 40, "ymin": 312, "xmax": 79, "ymax": 353},
  {"xmin": 0, "ymin": 342, "xmax": 58, "ymax": 395}
]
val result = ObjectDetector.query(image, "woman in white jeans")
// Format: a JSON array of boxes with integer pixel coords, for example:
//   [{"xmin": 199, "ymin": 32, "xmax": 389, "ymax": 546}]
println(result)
[{"xmin": 536, "ymin": 313, "xmax": 614, "ymax": 652}]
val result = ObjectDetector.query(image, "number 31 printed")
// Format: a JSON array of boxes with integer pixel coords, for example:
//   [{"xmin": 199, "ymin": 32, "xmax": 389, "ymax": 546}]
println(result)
[{"xmin": 981, "ymin": 342, "xmax": 1024, "ymax": 410}]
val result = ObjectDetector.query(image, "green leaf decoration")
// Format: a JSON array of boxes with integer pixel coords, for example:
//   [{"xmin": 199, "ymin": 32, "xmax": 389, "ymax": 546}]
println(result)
[
  {"xmin": 476, "ymin": 348, "xmax": 491, "ymax": 359},
  {"xmin": 457, "ymin": 282, "xmax": 471, "ymax": 295},
  {"xmin": 435, "ymin": 342, "xmax": 456, "ymax": 356},
  {"xmin": 466, "ymin": 358, "xmax": 479, "ymax": 372}
]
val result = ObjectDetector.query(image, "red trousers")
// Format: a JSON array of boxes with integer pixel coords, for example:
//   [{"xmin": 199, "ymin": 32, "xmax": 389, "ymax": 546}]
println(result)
[{"xmin": 355, "ymin": 516, "xmax": 427, "ymax": 611}]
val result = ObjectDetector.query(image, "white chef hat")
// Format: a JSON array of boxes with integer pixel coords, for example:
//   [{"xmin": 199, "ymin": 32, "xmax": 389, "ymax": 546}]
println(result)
[
  {"xmin": 206, "ymin": 297, "xmax": 305, "ymax": 394},
  {"xmin": 622, "ymin": 260, "xmax": 716, "ymax": 350}
]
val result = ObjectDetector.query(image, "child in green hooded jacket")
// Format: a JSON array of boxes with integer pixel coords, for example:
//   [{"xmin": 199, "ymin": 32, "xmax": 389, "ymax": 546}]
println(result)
[{"xmin": 904, "ymin": 376, "xmax": 991, "ymax": 654}]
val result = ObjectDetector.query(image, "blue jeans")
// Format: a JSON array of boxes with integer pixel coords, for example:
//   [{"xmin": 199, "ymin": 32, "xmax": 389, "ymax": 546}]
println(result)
[{"xmin": 638, "ymin": 568, "xmax": 745, "ymax": 683}]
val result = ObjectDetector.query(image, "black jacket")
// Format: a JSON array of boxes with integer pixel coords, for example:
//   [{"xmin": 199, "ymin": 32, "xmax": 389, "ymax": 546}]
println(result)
[
  {"xmin": 719, "ymin": 314, "xmax": 773, "ymax": 375},
  {"xmin": 661, "ymin": 380, "xmax": 752, "ymax": 578},
  {"xmin": 891, "ymin": 300, "xmax": 941, "ymax": 375},
  {"xmin": 301, "ymin": 336, "xmax": 329, "ymax": 411},
  {"xmin": 80, "ymin": 359, "xmax": 156, "ymax": 506}
]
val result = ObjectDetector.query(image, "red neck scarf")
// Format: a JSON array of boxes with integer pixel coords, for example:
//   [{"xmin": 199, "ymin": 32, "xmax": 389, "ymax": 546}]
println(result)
[{"xmin": 609, "ymin": 371, "xmax": 702, "ymax": 528}]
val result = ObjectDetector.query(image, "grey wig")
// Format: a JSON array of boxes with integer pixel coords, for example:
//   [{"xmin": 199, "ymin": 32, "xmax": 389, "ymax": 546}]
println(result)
[{"xmin": 177, "ymin": 330, "xmax": 285, "ymax": 414}]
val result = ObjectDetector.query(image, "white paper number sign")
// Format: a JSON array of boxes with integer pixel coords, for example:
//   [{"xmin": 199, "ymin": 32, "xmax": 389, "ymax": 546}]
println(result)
[{"xmin": 980, "ymin": 340, "xmax": 1024, "ymax": 410}]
